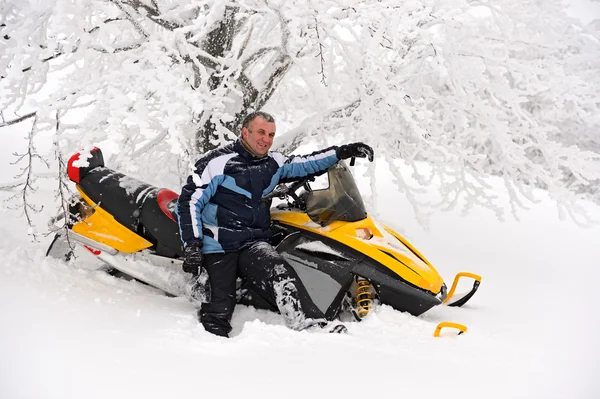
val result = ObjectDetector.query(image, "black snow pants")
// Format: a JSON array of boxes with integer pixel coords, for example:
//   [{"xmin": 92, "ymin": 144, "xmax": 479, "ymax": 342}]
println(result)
[{"xmin": 199, "ymin": 240, "xmax": 325, "ymax": 337}]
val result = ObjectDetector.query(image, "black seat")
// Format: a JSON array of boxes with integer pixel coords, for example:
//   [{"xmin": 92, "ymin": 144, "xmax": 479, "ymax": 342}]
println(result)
[
  {"xmin": 80, "ymin": 167, "xmax": 156, "ymax": 232},
  {"xmin": 78, "ymin": 167, "xmax": 183, "ymax": 257}
]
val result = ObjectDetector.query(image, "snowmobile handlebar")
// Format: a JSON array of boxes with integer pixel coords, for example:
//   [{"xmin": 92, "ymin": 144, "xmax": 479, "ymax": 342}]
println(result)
[{"xmin": 261, "ymin": 176, "xmax": 312, "ymax": 203}]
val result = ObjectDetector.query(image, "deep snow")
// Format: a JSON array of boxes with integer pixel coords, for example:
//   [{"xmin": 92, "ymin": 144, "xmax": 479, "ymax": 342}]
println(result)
[
  {"xmin": 2, "ymin": 1, "xmax": 600, "ymax": 396},
  {"xmin": 1, "ymin": 135, "xmax": 599, "ymax": 398}
]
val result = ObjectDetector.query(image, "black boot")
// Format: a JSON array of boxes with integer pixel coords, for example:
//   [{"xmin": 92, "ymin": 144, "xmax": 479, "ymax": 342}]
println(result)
[{"xmin": 198, "ymin": 309, "xmax": 232, "ymax": 338}]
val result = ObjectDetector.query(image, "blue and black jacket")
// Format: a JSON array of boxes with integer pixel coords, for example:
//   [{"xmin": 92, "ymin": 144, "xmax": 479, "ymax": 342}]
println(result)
[{"xmin": 177, "ymin": 139, "xmax": 339, "ymax": 254}]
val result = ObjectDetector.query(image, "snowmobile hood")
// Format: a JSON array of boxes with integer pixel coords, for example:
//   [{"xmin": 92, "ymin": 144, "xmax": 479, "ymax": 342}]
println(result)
[{"xmin": 271, "ymin": 211, "xmax": 444, "ymax": 294}]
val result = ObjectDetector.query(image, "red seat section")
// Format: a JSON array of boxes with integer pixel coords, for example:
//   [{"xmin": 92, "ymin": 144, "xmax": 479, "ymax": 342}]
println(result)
[{"xmin": 157, "ymin": 189, "xmax": 179, "ymax": 222}]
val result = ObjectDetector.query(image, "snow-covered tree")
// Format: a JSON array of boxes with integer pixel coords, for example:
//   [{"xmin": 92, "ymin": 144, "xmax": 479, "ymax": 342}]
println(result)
[{"xmin": 1, "ymin": 0, "xmax": 599, "ymax": 228}]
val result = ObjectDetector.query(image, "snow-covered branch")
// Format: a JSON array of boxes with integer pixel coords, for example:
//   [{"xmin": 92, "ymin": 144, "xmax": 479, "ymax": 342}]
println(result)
[
  {"xmin": 1, "ymin": 0, "xmax": 598, "ymax": 227},
  {"xmin": 5, "ymin": 117, "xmax": 48, "ymax": 236},
  {"xmin": 0, "ymin": 111, "xmax": 36, "ymax": 128}
]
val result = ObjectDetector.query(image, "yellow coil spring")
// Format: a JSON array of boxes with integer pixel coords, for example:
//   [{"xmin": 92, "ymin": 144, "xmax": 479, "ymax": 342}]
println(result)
[{"xmin": 356, "ymin": 278, "xmax": 372, "ymax": 317}]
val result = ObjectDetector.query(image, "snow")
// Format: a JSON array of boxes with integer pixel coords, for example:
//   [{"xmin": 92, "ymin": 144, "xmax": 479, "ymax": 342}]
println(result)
[
  {"xmin": 1, "ymin": 145, "xmax": 599, "ymax": 399},
  {"xmin": 295, "ymin": 240, "xmax": 345, "ymax": 257},
  {"xmin": 118, "ymin": 175, "xmax": 150, "ymax": 196}
]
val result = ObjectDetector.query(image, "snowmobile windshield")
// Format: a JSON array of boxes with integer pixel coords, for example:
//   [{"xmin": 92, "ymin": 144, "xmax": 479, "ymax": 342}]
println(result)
[{"xmin": 305, "ymin": 161, "xmax": 367, "ymax": 226}]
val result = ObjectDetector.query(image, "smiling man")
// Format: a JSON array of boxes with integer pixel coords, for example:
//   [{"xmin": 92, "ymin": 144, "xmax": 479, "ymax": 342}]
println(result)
[
  {"xmin": 177, "ymin": 111, "xmax": 373, "ymax": 337},
  {"xmin": 240, "ymin": 112, "xmax": 275, "ymax": 156}
]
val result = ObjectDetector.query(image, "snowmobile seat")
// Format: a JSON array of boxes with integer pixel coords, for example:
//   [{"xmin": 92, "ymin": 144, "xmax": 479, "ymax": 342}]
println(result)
[
  {"xmin": 67, "ymin": 148, "xmax": 183, "ymax": 257},
  {"xmin": 77, "ymin": 166, "xmax": 157, "ymax": 232},
  {"xmin": 139, "ymin": 189, "xmax": 183, "ymax": 257}
]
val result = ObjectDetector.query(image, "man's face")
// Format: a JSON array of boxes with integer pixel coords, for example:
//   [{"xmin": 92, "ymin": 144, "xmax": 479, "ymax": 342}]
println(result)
[{"xmin": 241, "ymin": 116, "xmax": 276, "ymax": 156}]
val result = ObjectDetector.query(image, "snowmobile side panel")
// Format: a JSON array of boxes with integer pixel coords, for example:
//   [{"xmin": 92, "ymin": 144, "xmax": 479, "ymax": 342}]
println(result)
[
  {"xmin": 275, "ymin": 232, "xmax": 355, "ymax": 319},
  {"xmin": 73, "ymin": 187, "xmax": 153, "ymax": 253},
  {"xmin": 272, "ymin": 225, "xmax": 443, "ymax": 317},
  {"xmin": 47, "ymin": 228, "xmax": 120, "ymax": 258},
  {"xmin": 351, "ymin": 260, "xmax": 444, "ymax": 316},
  {"xmin": 283, "ymin": 254, "xmax": 349, "ymax": 317}
]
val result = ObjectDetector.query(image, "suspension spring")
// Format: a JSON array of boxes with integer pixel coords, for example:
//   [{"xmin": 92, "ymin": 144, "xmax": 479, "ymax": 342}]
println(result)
[{"xmin": 356, "ymin": 278, "xmax": 373, "ymax": 318}]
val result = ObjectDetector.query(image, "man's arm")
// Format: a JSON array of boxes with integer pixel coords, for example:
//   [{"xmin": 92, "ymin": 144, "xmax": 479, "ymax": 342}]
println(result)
[
  {"xmin": 177, "ymin": 151, "xmax": 234, "ymax": 246},
  {"xmin": 264, "ymin": 143, "xmax": 373, "ymax": 197},
  {"xmin": 177, "ymin": 171, "xmax": 207, "ymax": 246},
  {"xmin": 271, "ymin": 142, "xmax": 374, "ymax": 181},
  {"xmin": 271, "ymin": 146, "xmax": 339, "ymax": 181}
]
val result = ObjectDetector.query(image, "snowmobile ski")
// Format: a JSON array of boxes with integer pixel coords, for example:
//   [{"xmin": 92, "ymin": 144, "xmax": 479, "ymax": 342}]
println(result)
[{"xmin": 443, "ymin": 272, "xmax": 482, "ymax": 307}]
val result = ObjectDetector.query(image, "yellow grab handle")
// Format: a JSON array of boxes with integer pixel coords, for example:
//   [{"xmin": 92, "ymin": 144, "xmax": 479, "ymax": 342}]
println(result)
[
  {"xmin": 443, "ymin": 272, "xmax": 482, "ymax": 304},
  {"xmin": 434, "ymin": 322, "xmax": 467, "ymax": 337}
]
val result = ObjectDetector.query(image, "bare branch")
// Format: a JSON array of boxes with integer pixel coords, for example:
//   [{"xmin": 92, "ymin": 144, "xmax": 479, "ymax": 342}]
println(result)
[
  {"xmin": 0, "ymin": 179, "xmax": 25, "ymax": 192},
  {"xmin": 0, "ymin": 112, "xmax": 37, "ymax": 128},
  {"xmin": 4, "ymin": 116, "xmax": 45, "ymax": 236},
  {"xmin": 51, "ymin": 111, "xmax": 76, "ymax": 253},
  {"xmin": 313, "ymin": 16, "xmax": 327, "ymax": 86}
]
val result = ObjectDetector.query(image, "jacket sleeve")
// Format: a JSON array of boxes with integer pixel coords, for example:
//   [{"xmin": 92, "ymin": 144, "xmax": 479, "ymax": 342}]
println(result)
[
  {"xmin": 261, "ymin": 147, "xmax": 340, "ymax": 200},
  {"xmin": 176, "ymin": 156, "xmax": 226, "ymax": 246},
  {"xmin": 272, "ymin": 146, "xmax": 339, "ymax": 181}
]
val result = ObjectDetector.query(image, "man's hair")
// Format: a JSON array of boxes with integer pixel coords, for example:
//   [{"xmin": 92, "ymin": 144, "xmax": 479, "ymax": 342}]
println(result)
[{"xmin": 241, "ymin": 111, "xmax": 275, "ymax": 132}]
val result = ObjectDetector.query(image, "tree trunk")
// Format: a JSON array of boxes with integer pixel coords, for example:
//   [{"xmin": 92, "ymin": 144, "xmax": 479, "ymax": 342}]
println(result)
[
  {"xmin": 194, "ymin": 6, "xmax": 238, "ymax": 153},
  {"xmin": 193, "ymin": 7, "xmax": 293, "ymax": 154}
]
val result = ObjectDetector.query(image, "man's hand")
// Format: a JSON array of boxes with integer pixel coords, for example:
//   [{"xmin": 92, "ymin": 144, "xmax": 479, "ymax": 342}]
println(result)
[
  {"xmin": 336, "ymin": 142, "xmax": 374, "ymax": 162},
  {"xmin": 182, "ymin": 239, "xmax": 203, "ymax": 275}
]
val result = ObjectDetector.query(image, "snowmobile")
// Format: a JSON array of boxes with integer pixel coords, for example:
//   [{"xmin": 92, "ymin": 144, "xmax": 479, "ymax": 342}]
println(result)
[{"xmin": 47, "ymin": 147, "xmax": 481, "ymax": 333}]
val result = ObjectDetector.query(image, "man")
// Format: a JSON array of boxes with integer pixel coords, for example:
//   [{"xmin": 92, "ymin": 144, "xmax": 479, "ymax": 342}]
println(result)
[{"xmin": 177, "ymin": 111, "xmax": 373, "ymax": 337}]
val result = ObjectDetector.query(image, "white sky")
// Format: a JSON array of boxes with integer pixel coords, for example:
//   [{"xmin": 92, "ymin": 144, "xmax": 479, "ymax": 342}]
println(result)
[{"xmin": 567, "ymin": 0, "xmax": 600, "ymax": 23}]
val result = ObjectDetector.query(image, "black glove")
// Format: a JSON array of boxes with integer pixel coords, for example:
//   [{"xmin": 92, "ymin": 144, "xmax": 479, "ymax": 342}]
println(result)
[
  {"xmin": 182, "ymin": 239, "xmax": 203, "ymax": 275},
  {"xmin": 336, "ymin": 142, "xmax": 374, "ymax": 162}
]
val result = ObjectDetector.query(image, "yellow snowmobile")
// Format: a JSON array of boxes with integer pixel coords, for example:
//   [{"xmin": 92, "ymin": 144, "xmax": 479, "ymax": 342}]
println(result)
[{"xmin": 47, "ymin": 148, "xmax": 481, "ymax": 330}]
